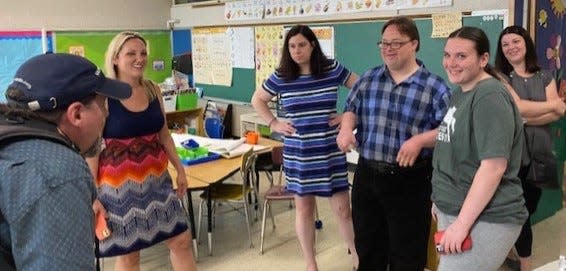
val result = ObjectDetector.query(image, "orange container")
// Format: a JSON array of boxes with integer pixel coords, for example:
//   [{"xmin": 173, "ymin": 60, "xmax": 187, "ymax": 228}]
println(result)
[{"xmin": 245, "ymin": 131, "xmax": 259, "ymax": 144}]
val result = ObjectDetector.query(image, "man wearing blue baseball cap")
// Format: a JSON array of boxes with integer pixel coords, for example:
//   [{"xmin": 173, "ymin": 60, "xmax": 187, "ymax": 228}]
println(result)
[{"xmin": 0, "ymin": 53, "xmax": 131, "ymax": 271}]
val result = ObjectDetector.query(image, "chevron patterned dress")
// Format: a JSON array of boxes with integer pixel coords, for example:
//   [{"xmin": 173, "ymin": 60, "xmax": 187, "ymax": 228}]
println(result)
[{"xmin": 96, "ymin": 97, "xmax": 188, "ymax": 257}]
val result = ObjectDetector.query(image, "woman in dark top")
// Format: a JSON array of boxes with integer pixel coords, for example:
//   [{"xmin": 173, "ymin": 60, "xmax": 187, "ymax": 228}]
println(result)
[
  {"xmin": 495, "ymin": 25, "xmax": 565, "ymax": 271},
  {"xmin": 87, "ymin": 31, "xmax": 197, "ymax": 271}
]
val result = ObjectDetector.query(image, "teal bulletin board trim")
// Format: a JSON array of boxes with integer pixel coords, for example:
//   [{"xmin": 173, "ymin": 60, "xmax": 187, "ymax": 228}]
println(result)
[
  {"xmin": 196, "ymin": 68, "xmax": 255, "ymax": 104},
  {"xmin": 54, "ymin": 31, "xmax": 172, "ymax": 83},
  {"xmin": 191, "ymin": 15, "xmax": 503, "ymax": 106}
]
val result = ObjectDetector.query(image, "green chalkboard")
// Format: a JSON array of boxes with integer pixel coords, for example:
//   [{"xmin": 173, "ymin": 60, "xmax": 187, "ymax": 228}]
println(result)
[
  {"xmin": 196, "ymin": 68, "xmax": 255, "ymax": 103},
  {"xmin": 55, "ymin": 31, "xmax": 172, "ymax": 83},
  {"xmin": 195, "ymin": 15, "xmax": 503, "ymax": 105}
]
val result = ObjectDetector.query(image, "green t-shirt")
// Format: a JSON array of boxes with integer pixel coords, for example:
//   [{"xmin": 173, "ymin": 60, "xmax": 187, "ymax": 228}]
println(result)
[{"xmin": 431, "ymin": 78, "xmax": 528, "ymax": 225}]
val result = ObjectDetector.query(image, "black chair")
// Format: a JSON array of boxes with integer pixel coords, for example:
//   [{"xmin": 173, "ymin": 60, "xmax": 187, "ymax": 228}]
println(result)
[{"xmin": 254, "ymin": 151, "xmax": 281, "ymax": 187}]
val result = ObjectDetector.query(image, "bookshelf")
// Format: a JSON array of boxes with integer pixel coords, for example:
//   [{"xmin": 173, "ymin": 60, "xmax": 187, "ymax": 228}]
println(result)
[{"xmin": 166, "ymin": 108, "xmax": 204, "ymax": 136}]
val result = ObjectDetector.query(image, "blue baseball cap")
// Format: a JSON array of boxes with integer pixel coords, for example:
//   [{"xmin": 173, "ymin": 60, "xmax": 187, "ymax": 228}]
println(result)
[{"xmin": 7, "ymin": 53, "xmax": 131, "ymax": 111}]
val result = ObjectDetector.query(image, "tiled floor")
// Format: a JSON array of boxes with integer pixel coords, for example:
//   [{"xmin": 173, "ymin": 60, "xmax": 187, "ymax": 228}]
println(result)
[{"xmin": 100, "ymin": 172, "xmax": 565, "ymax": 271}]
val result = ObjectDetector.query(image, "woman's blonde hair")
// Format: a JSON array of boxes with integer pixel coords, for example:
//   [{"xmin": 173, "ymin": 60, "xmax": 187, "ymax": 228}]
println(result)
[{"xmin": 104, "ymin": 31, "xmax": 156, "ymax": 100}]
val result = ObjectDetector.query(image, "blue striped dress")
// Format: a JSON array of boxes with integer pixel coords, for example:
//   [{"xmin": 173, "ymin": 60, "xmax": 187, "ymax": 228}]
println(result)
[{"xmin": 262, "ymin": 59, "xmax": 351, "ymax": 197}]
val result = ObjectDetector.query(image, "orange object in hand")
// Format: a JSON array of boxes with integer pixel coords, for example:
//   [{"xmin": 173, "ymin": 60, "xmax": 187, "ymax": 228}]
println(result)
[
  {"xmin": 95, "ymin": 212, "xmax": 111, "ymax": 241},
  {"xmin": 246, "ymin": 131, "xmax": 259, "ymax": 144},
  {"xmin": 434, "ymin": 231, "xmax": 472, "ymax": 254}
]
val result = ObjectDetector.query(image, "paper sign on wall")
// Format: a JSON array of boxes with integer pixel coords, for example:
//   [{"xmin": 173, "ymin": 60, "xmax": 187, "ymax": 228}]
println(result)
[{"xmin": 431, "ymin": 12, "xmax": 462, "ymax": 38}]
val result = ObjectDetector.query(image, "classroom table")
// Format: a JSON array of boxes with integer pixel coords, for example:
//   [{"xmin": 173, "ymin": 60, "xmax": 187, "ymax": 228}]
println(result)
[{"xmin": 171, "ymin": 137, "xmax": 282, "ymax": 256}]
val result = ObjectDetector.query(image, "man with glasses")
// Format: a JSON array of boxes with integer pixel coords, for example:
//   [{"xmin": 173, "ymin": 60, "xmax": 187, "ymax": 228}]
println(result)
[
  {"xmin": 0, "ymin": 53, "xmax": 131, "ymax": 271},
  {"xmin": 337, "ymin": 16, "xmax": 451, "ymax": 271}
]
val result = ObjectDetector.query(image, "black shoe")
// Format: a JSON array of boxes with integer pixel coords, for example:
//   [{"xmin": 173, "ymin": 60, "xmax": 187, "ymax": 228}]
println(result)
[{"xmin": 503, "ymin": 257, "xmax": 520, "ymax": 271}]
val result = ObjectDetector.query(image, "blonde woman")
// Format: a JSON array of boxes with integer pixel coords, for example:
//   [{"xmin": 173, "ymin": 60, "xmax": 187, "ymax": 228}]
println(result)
[{"xmin": 87, "ymin": 31, "xmax": 197, "ymax": 271}]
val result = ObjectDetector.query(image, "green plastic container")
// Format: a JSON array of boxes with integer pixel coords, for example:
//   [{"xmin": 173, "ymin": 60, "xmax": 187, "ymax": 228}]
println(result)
[
  {"xmin": 192, "ymin": 147, "xmax": 209, "ymax": 158},
  {"xmin": 257, "ymin": 124, "xmax": 271, "ymax": 137},
  {"xmin": 176, "ymin": 147, "xmax": 190, "ymax": 160},
  {"xmin": 176, "ymin": 146, "xmax": 209, "ymax": 161},
  {"xmin": 176, "ymin": 93, "xmax": 198, "ymax": 110}
]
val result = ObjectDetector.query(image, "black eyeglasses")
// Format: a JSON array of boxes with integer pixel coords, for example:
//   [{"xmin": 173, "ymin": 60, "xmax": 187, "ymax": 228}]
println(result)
[{"xmin": 377, "ymin": 40, "xmax": 412, "ymax": 49}]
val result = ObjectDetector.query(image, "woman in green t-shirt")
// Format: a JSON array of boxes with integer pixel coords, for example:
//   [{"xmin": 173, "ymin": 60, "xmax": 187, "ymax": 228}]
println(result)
[{"xmin": 431, "ymin": 26, "xmax": 528, "ymax": 271}]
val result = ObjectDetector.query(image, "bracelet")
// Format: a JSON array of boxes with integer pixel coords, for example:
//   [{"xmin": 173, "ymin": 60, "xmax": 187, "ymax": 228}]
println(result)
[{"xmin": 268, "ymin": 117, "xmax": 277, "ymax": 127}]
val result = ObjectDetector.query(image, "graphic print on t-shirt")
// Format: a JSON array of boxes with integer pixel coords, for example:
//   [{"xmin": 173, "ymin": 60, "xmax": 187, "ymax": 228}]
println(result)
[{"xmin": 437, "ymin": 106, "xmax": 456, "ymax": 143}]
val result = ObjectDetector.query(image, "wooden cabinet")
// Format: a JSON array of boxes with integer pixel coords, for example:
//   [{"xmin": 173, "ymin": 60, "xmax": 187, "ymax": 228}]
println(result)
[{"xmin": 166, "ymin": 108, "xmax": 204, "ymax": 136}]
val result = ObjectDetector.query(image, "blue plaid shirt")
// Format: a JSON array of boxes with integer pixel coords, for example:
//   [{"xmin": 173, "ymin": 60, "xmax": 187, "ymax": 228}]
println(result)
[{"xmin": 344, "ymin": 60, "xmax": 451, "ymax": 163}]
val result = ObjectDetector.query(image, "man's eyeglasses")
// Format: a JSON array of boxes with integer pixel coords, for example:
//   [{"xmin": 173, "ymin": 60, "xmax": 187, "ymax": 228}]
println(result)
[{"xmin": 377, "ymin": 40, "xmax": 412, "ymax": 49}]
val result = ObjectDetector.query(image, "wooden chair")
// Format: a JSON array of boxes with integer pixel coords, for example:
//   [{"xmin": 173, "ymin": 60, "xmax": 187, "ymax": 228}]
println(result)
[{"xmin": 196, "ymin": 147, "xmax": 258, "ymax": 251}]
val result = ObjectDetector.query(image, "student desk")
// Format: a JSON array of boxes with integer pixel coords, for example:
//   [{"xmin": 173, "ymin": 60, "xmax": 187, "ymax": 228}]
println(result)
[{"xmin": 170, "ymin": 137, "xmax": 282, "ymax": 257}]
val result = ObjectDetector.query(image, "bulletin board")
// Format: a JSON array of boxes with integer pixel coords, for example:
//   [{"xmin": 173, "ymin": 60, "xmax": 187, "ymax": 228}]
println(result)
[
  {"xmin": 530, "ymin": 0, "xmax": 566, "ymax": 224},
  {"xmin": 196, "ymin": 68, "xmax": 255, "ymax": 103},
  {"xmin": 0, "ymin": 31, "xmax": 53, "ymax": 101},
  {"xmin": 189, "ymin": 15, "xmax": 504, "ymax": 105},
  {"xmin": 55, "ymin": 31, "xmax": 172, "ymax": 83}
]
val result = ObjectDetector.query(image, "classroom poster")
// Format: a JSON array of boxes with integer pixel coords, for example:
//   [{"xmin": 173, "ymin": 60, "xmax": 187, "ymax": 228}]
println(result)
[
  {"xmin": 224, "ymin": 0, "xmax": 265, "ymax": 21},
  {"xmin": 228, "ymin": 27, "xmax": 255, "ymax": 69},
  {"xmin": 264, "ymin": 0, "xmax": 280, "ymax": 18},
  {"xmin": 282, "ymin": 26, "xmax": 335, "ymax": 58},
  {"xmin": 192, "ymin": 27, "xmax": 233, "ymax": 86},
  {"xmin": 265, "ymin": 0, "xmax": 298, "ymax": 18},
  {"xmin": 373, "ymin": 0, "xmax": 399, "ymax": 10},
  {"xmin": 231, "ymin": 0, "xmax": 452, "ymax": 21},
  {"xmin": 431, "ymin": 12, "xmax": 462, "ymax": 38},
  {"xmin": 255, "ymin": 25, "xmax": 284, "ymax": 88},
  {"xmin": 534, "ymin": 0, "xmax": 565, "ymax": 97},
  {"xmin": 311, "ymin": 26, "xmax": 334, "ymax": 58},
  {"xmin": 396, "ymin": 0, "xmax": 452, "ymax": 9}
]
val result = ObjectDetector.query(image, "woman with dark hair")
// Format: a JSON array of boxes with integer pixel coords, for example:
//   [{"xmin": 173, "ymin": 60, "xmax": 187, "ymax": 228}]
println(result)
[
  {"xmin": 431, "ymin": 26, "xmax": 528, "ymax": 271},
  {"xmin": 495, "ymin": 25, "xmax": 565, "ymax": 271},
  {"xmin": 251, "ymin": 25, "xmax": 359, "ymax": 271}
]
